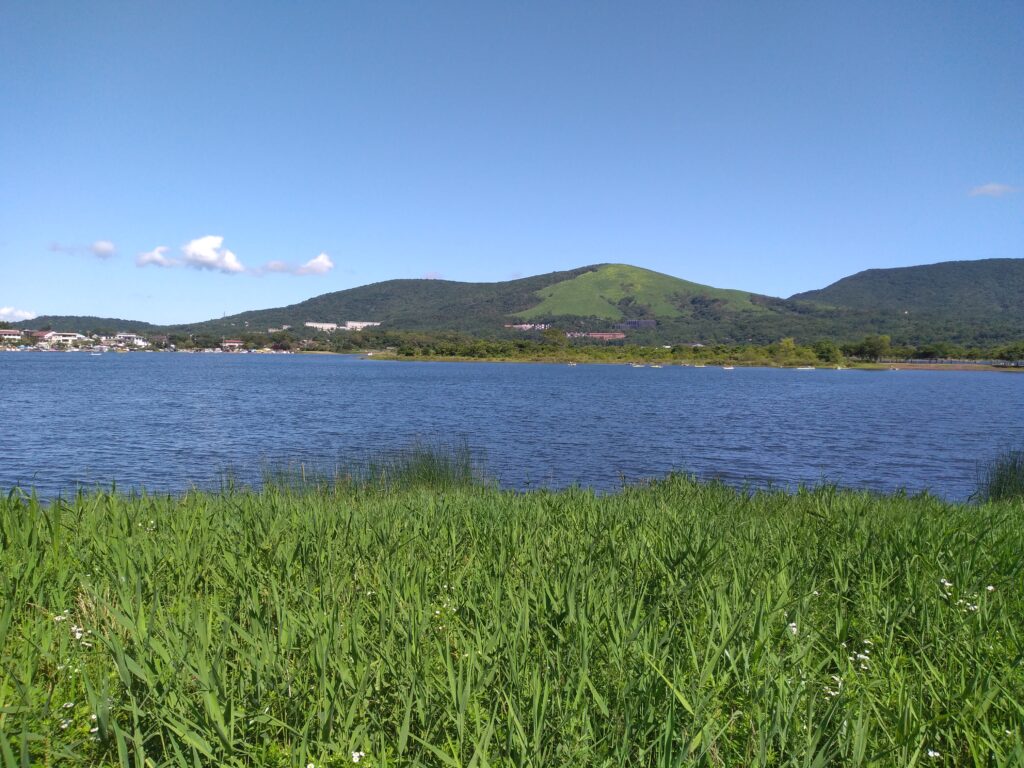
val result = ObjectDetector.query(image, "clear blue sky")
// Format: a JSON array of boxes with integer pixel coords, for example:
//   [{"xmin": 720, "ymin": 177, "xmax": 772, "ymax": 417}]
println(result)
[{"xmin": 1, "ymin": 1, "xmax": 1021, "ymax": 325}]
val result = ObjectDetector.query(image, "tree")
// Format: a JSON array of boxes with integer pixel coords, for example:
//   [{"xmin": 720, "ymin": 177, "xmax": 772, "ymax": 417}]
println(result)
[{"xmin": 812, "ymin": 339, "xmax": 842, "ymax": 364}]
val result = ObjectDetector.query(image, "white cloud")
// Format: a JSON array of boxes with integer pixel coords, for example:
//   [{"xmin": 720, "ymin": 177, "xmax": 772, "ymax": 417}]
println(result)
[
  {"xmin": 182, "ymin": 235, "xmax": 245, "ymax": 274},
  {"xmin": 136, "ymin": 246, "xmax": 178, "ymax": 268},
  {"xmin": 259, "ymin": 252, "xmax": 335, "ymax": 276},
  {"xmin": 969, "ymin": 182, "xmax": 1018, "ymax": 198},
  {"xmin": 0, "ymin": 306, "xmax": 36, "ymax": 322},
  {"xmin": 90, "ymin": 240, "xmax": 116, "ymax": 258},
  {"xmin": 296, "ymin": 252, "xmax": 334, "ymax": 275},
  {"xmin": 49, "ymin": 240, "xmax": 116, "ymax": 258}
]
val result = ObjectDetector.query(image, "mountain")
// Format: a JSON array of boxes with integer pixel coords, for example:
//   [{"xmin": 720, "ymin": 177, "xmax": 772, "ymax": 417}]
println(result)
[
  {"xmin": 12, "ymin": 259, "xmax": 1024, "ymax": 346},
  {"xmin": 790, "ymin": 258, "xmax": 1024, "ymax": 344},
  {"xmin": 11, "ymin": 316, "xmax": 159, "ymax": 334}
]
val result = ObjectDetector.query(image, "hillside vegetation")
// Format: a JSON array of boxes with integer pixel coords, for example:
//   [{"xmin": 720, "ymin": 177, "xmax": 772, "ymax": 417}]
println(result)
[
  {"xmin": 3, "ymin": 474, "xmax": 1023, "ymax": 766},
  {"xmin": 14, "ymin": 258, "xmax": 1024, "ymax": 346},
  {"xmin": 792, "ymin": 258, "xmax": 1024, "ymax": 317},
  {"xmin": 515, "ymin": 263, "xmax": 767, "ymax": 320}
]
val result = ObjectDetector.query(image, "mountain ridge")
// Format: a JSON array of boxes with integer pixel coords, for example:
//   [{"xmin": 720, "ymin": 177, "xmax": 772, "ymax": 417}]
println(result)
[{"xmin": 11, "ymin": 258, "xmax": 1024, "ymax": 345}]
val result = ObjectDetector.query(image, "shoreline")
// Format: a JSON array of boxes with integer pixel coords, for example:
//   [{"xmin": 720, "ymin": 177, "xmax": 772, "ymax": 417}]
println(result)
[{"xmin": 366, "ymin": 354, "xmax": 1023, "ymax": 372}]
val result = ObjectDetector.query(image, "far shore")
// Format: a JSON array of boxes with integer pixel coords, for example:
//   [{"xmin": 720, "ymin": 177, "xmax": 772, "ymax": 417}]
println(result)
[{"xmin": 365, "ymin": 353, "xmax": 1023, "ymax": 372}]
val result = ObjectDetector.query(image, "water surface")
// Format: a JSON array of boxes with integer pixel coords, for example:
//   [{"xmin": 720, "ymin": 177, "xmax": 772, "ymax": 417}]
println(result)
[{"xmin": 1, "ymin": 352, "xmax": 1020, "ymax": 499}]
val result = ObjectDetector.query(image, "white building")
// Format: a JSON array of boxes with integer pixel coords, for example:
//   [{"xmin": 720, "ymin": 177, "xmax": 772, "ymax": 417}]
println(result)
[
  {"xmin": 341, "ymin": 321, "xmax": 381, "ymax": 331},
  {"xmin": 44, "ymin": 331, "xmax": 87, "ymax": 346},
  {"xmin": 0, "ymin": 329, "xmax": 23, "ymax": 342},
  {"xmin": 115, "ymin": 332, "xmax": 149, "ymax": 347},
  {"xmin": 305, "ymin": 322, "xmax": 338, "ymax": 332}
]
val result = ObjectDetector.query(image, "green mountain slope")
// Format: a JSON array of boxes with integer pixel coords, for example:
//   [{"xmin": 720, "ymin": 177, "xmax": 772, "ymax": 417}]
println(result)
[
  {"xmin": 514, "ymin": 264, "xmax": 766, "ymax": 320},
  {"xmin": 789, "ymin": 258, "xmax": 1024, "ymax": 344},
  {"xmin": 14, "ymin": 259, "xmax": 1024, "ymax": 346},
  {"xmin": 180, "ymin": 266, "xmax": 600, "ymax": 335},
  {"xmin": 791, "ymin": 258, "xmax": 1024, "ymax": 315},
  {"xmin": 12, "ymin": 316, "xmax": 159, "ymax": 334}
]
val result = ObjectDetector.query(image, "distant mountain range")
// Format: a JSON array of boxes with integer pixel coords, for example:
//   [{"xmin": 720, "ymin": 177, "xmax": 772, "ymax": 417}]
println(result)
[{"xmin": 14, "ymin": 258, "xmax": 1024, "ymax": 346}]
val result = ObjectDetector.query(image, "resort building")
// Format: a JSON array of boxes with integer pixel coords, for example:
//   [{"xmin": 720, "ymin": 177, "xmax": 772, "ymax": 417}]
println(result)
[
  {"xmin": 222, "ymin": 339, "xmax": 244, "ymax": 350},
  {"xmin": 340, "ymin": 321, "xmax": 381, "ymax": 331},
  {"xmin": 0, "ymin": 329, "xmax": 23, "ymax": 342},
  {"xmin": 115, "ymin": 332, "xmax": 149, "ymax": 347},
  {"xmin": 305, "ymin": 322, "xmax": 338, "ymax": 332}
]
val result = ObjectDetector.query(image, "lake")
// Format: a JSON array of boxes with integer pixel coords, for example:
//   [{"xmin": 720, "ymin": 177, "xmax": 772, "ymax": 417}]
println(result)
[{"xmin": 1, "ymin": 352, "xmax": 1020, "ymax": 500}]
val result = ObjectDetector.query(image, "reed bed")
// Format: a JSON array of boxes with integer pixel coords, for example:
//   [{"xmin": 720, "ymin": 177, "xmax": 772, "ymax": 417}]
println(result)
[{"xmin": 2, "ymin": 476, "xmax": 1023, "ymax": 767}]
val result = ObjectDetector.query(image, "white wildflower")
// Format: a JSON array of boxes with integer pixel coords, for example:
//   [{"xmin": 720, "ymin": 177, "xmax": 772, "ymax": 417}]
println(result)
[
  {"xmin": 352, "ymin": 751, "xmax": 366, "ymax": 763},
  {"xmin": 62, "ymin": 702, "xmax": 75, "ymax": 709},
  {"xmin": 987, "ymin": 585, "xmax": 996, "ymax": 592},
  {"xmin": 59, "ymin": 719, "xmax": 71, "ymax": 729},
  {"xmin": 788, "ymin": 622, "xmax": 798, "ymax": 636},
  {"xmin": 927, "ymin": 749, "xmax": 940, "ymax": 758}
]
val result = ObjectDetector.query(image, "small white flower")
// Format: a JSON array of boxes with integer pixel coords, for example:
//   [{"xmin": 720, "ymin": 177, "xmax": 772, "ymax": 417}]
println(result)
[
  {"xmin": 59, "ymin": 719, "xmax": 72, "ymax": 729},
  {"xmin": 352, "ymin": 751, "xmax": 366, "ymax": 763},
  {"xmin": 987, "ymin": 585, "xmax": 996, "ymax": 592},
  {"xmin": 62, "ymin": 702, "xmax": 75, "ymax": 709},
  {"xmin": 863, "ymin": 639, "xmax": 873, "ymax": 645},
  {"xmin": 927, "ymin": 749, "xmax": 940, "ymax": 758},
  {"xmin": 787, "ymin": 622, "xmax": 798, "ymax": 636},
  {"xmin": 90, "ymin": 727, "xmax": 99, "ymax": 734},
  {"xmin": 307, "ymin": 763, "xmax": 315, "ymax": 768}
]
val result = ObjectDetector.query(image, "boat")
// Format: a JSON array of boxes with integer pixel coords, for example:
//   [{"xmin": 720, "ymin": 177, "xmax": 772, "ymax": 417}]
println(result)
[
  {"xmin": 90, "ymin": 352, "xmax": 102, "ymax": 356},
  {"xmin": 650, "ymin": 364, "xmax": 663, "ymax": 368},
  {"xmin": 567, "ymin": 362, "xmax": 577, "ymax": 367},
  {"xmin": 796, "ymin": 366, "xmax": 815, "ymax": 370},
  {"xmin": 631, "ymin": 363, "xmax": 645, "ymax": 368},
  {"xmin": 722, "ymin": 365, "xmax": 735, "ymax": 370}
]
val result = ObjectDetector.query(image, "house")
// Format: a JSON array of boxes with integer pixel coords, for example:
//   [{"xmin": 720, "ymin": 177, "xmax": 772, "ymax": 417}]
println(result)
[
  {"xmin": 0, "ymin": 329, "xmax": 23, "ymax": 342},
  {"xmin": 42, "ymin": 331, "xmax": 87, "ymax": 346},
  {"xmin": 115, "ymin": 332, "xmax": 149, "ymax": 347},
  {"xmin": 222, "ymin": 339, "xmax": 244, "ymax": 350},
  {"xmin": 305, "ymin": 322, "xmax": 338, "ymax": 332}
]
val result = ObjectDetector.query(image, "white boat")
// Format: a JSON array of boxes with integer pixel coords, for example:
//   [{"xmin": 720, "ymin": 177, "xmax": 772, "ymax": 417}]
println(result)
[
  {"xmin": 722, "ymin": 365, "xmax": 735, "ymax": 370},
  {"xmin": 796, "ymin": 366, "xmax": 815, "ymax": 370}
]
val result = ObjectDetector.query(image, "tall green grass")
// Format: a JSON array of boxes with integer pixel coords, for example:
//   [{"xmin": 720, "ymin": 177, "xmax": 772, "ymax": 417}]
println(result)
[
  {"xmin": 976, "ymin": 449, "xmax": 1024, "ymax": 503},
  {"xmin": 1, "ymin": 475, "xmax": 1023, "ymax": 766}
]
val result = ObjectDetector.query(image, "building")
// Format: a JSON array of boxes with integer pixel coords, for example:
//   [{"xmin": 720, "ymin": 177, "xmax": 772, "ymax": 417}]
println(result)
[
  {"xmin": 43, "ymin": 331, "xmax": 88, "ymax": 346},
  {"xmin": 341, "ymin": 321, "xmax": 381, "ymax": 331},
  {"xmin": 222, "ymin": 339, "xmax": 244, "ymax": 350},
  {"xmin": 615, "ymin": 319, "xmax": 657, "ymax": 330},
  {"xmin": 0, "ymin": 329, "xmax": 23, "ymax": 342},
  {"xmin": 565, "ymin": 331, "xmax": 627, "ymax": 341},
  {"xmin": 504, "ymin": 323, "xmax": 550, "ymax": 331},
  {"xmin": 115, "ymin": 332, "xmax": 149, "ymax": 347},
  {"xmin": 305, "ymin": 322, "xmax": 338, "ymax": 332}
]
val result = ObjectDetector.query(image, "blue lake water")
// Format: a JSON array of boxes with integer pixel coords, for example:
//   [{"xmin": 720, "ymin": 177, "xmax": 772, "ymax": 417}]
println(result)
[{"xmin": 1, "ymin": 352, "xmax": 1021, "ymax": 500}]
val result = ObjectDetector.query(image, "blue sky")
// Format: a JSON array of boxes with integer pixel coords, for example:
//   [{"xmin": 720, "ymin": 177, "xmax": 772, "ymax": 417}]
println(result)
[{"xmin": 1, "ymin": 1, "xmax": 1021, "ymax": 325}]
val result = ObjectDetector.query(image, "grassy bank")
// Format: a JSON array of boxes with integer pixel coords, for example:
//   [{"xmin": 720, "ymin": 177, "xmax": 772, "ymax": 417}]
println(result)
[{"xmin": 2, "ymin": 477, "xmax": 1023, "ymax": 766}]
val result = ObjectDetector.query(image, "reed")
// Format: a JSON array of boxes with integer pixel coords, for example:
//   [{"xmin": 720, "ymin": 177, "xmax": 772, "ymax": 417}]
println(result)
[
  {"xmin": 1, "ymin": 474, "xmax": 1022, "ymax": 766},
  {"xmin": 976, "ymin": 448, "xmax": 1024, "ymax": 503}
]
